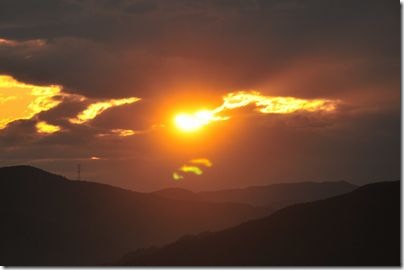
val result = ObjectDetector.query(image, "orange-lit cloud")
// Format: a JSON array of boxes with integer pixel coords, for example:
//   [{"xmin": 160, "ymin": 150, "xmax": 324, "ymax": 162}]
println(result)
[
  {"xmin": 97, "ymin": 124, "xmax": 165, "ymax": 138},
  {"xmin": 0, "ymin": 75, "xmax": 63, "ymax": 129},
  {"xmin": 36, "ymin": 121, "xmax": 61, "ymax": 134},
  {"xmin": 111, "ymin": 129, "xmax": 138, "ymax": 136},
  {"xmin": 172, "ymin": 158, "xmax": 213, "ymax": 180},
  {"xmin": 69, "ymin": 97, "xmax": 141, "ymax": 124},
  {"xmin": 174, "ymin": 90, "xmax": 339, "ymax": 132},
  {"xmin": 0, "ymin": 38, "xmax": 16, "ymax": 46},
  {"xmin": 215, "ymin": 91, "xmax": 338, "ymax": 114},
  {"xmin": 0, "ymin": 38, "xmax": 45, "ymax": 48},
  {"xmin": 96, "ymin": 128, "xmax": 148, "ymax": 138}
]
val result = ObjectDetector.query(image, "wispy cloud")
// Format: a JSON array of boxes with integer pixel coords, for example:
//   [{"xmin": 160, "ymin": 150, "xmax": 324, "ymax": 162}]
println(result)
[{"xmin": 69, "ymin": 97, "xmax": 141, "ymax": 124}]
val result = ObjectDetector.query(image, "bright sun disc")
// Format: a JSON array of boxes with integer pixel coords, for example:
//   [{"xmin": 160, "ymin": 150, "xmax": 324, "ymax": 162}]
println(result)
[
  {"xmin": 174, "ymin": 113, "xmax": 203, "ymax": 132},
  {"xmin": 174, "ymin": 110, "xmax": 214, "ymax": 132}
]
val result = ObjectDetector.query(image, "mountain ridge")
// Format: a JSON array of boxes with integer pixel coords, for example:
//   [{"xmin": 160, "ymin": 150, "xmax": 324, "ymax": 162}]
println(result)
[
  {"xmin": 152, "ymin": 180, "xmax": 358, "ymax": 209},
  {"xmin": 0, "ymin": 165, "xmax": 268, "ymax": 266},
  {"xmin": 118, "ymin": 181, "xmax": 400, "ymax": 266}
]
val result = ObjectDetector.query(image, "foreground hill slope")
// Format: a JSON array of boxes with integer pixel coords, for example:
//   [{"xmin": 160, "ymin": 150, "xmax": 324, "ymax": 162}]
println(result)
[
  {"xmin": 120, "ymin": 181, "xmax": 400, "ymax": 266},
  {"xmin": 152, "ymin": 181, "xmax": 357, "ymax": 209},
  {"xmin": 0, "ymin": 165, "xmax": 267, "ymax": 266}
]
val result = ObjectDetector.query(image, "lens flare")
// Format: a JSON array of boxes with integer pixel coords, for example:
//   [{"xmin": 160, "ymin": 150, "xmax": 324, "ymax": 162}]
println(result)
[
  {"xmin": 172, "ymin": 158, "xmax": 213, "ymax": 180},
  {"xmin": 36, "ymin": 121, "xmax": 61, "ymax": 134},
  {"xmin": 190, "ymin": 158, "xmax": 213, "ymax": 167},
  {"xmin": 69, "ymin": 97, "xmax": 141, "ymax": 124},
  {"xmin": 179, "ymin": 165, "xmax": 203, "ymax": 175},
  {"xmin": 172, "ymin": 172, "xmax": 184, "ymax": 181}
]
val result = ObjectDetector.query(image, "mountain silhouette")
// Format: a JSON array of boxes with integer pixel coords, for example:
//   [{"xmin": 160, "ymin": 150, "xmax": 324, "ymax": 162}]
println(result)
[
  {"xmin": 0, "ymin": 165, "xmax": 267, "ymax": 266},
  {"xmin": 118, "ymin": 181, "xmax": 400, "ymax": 266},
  {"xmin": 152, "ymin": 181, "xmax": 357, "ymax": 209}
]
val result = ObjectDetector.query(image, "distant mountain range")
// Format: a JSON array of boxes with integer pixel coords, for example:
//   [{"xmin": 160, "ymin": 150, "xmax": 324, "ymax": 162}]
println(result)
[
  {"xmin": 0, "ymin": 165, "xmax": 266, "ymax": 266},
  {"xmin": 1, "ymin": 165, "xmax": 394, "ymax": 266},
  {"xmin": 152, "ymin": 181, "xmax": 357, "ymax": 209},
  {"xmin": 118, "ymin": 181, "xmax": 400, "ymax": 266}
]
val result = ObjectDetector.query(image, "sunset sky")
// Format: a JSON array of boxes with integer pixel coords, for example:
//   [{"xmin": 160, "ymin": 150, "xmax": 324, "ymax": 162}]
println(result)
[{"xmin": 0, "ymin": 0, "xmax": 399, "ymax": 191}]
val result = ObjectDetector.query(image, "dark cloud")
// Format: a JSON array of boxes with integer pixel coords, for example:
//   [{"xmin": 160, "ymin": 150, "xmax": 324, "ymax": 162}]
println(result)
[
  {"xmin": 0, "ymin": 0, "xmax": 399, "ymax": 99},
  {"xmin": 0, "ymin": 119, "xmax": 38, "ymax": 148}
]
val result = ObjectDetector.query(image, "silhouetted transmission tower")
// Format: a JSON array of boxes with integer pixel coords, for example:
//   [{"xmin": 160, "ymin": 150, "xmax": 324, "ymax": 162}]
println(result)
[{"xmin": 77, "ymin": 164, "xmax": 81, "ymax": 180}]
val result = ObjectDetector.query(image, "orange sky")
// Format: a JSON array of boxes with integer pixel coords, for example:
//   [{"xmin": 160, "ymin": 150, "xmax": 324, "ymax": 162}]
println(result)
[{"xmin": 0, "ymin": 0, "xmax": 399, "ymax": 191}]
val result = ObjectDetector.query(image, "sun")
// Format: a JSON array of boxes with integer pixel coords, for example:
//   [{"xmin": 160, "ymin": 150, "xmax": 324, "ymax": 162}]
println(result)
[
  {"xmin": 174, "ymin": 110, "xmax": 216, "ymax": 132},
  {"xmin": 174, "ymin": 114, "xmax": 201, "ymax": 132}
]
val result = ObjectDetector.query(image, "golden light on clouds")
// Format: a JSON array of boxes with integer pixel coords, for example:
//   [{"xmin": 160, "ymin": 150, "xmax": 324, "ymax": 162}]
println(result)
[
  {"xmin": 0, "ymin": 75, "xmax": 62, "ymax": 129},
  {"xmin": 172, "ymin": 158, "xmax": 213, "ymax": 181},
  {"xmin": 217, "ymin": 91, "xmax": 338, "ymax": 114},
  {"xmin": 69, "ymin": 97, "xmax": 141, "ymax": 124},
  {"xmin": 0, "ymin": 75, "xmax": 142, "ymax": 134},
  {"xmin": 36, "ymin": 121, "xmax": 61, "ymax": 134},
  {"xmin": 173, "ymin": 90, "xmax": 339, "ymax": 132}
]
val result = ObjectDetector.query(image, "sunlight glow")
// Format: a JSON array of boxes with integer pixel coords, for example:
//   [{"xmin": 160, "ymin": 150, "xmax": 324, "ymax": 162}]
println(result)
[{"xmin": 174, "ymin": 110, "xmax": 228, "ymax": 132}]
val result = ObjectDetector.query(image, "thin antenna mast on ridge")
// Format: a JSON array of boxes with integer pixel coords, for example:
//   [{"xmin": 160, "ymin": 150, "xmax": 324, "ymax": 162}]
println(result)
[{"xmin": 77, "ymin": 164, "xmax": 81, "ymax": 180}]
